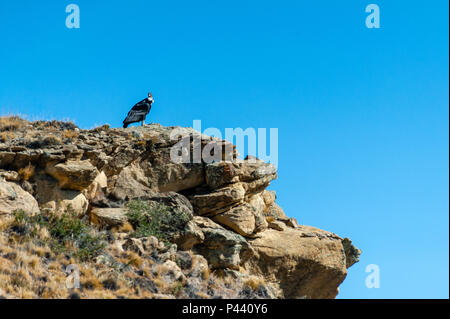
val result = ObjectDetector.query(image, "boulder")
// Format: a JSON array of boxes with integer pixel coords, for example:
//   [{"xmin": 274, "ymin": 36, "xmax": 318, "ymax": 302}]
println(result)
[
  {"xmin": 193, "ymin": 216, "xmax": 254, "ymax": 270},
  {"xmin": 212, "ymin": 204, "xmax": 256, "ymax": 237},
  {"xmin": 84, "ymin": 171, "xmax": 107, "ymax": 201},
  {"xmin": 189, "ymin": 183, "xmax": 246, "ymax": 216},
  {"xmin": 142, "ymin": 192, "xmax": 194, "ymax": 218},
  {"xmin": 244, "ymin": 226, "xmax": 348, "ymax": 299},
  {"xmin": 45, "ymin": 160, "xmax": 99, "ymax": 191},
  {"xmin": 0, "ymin": 170, "xmax": 19, "ymax": 182},
  {"xmin": 265, "ymin": 202, "xmax": 288, "ymax": 221},
  {"xmin": 268, "ymin": 220, "xmax": 287, "ymax": 231},
  {"xmin": 122, "ymin": 237, "xmax": 147, "ymax": 255},
  {"xmin": 0, "ymin": 180, "xmax": 40, "ymax": 216},
  {"xmin": 110, "ymin": 163, "xmax": 152, "ymax": 200},
  {"xmin": 34, "ymin": 174, "xmax": 88, "ymax": 216},
  {"xmin": 0, "ymin": 119, "xmax": 361, "ymax": 299},
  {"xmin": 342, "ymin": 238, "xmax": 362, "ymax": 268},
  {"xmin": 205, "ymin": 159, "xmax": 277, "ymax": 192},
  {"xmin": 174, "ymin": 220, "xmax": 205, "ymax": 250},
  {"xmin": 205, "ymin": 161, "xmax": 238, "ymax": 189},
  {"xmin": 90, "ymin": 207, "xmax": 128, "ymax": 228}
]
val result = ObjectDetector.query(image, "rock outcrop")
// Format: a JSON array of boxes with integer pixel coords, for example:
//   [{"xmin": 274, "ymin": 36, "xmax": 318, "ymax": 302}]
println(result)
[{"xmin": 0, "ymin": 117, "xmax": 361, "ymax": 299}]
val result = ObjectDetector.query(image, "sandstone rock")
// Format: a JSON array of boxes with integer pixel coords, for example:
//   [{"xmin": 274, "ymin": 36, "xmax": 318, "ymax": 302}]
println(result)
[
  {"xmin": 205, "ymin": 159, "xmax": 277, "ymax": 195},
  {"xmin": 110, "ymin": 163, "xmax": 152, "ymax": 200},
  {"xmin": 0, "ymin": 119, "xmax": 361, "ymax": 299},
  {"xmin": 13, "ymin": 151, "xmax": 40, "ymax": 169},
  {"xmin": 205, "ymin": 161, "xmax": 238, "ymax": 189},
  {"xmin": 285, "ymin": 217, "xmax": 299, "ymax": 228},
  {"xmin": 84, "ymin": 171, "xmax": 107, "ymax": 201},
  {"xmin": 265, "ymin": 202, "xmax": 288, "ymax": 221},
  {"xmin": 268, "ymin": 220, "xmax": 286, "ymax": 231},
  {"xmin": 189, "ymin": 183, "xmax": 245, "ymax": 216},
  {"xmin": 159, "ymin": 244, "xmax": 178, "ymax": 263},
  {"xmin": 45, "ymin": 160, "xmax": 99, "ymax": 191},
  {"xmin": 146, "ymin": 161, "xmax": 205, "ymax": 193},
  {"xmin": 248, "ymin": 193, "xmax": 266, "ymax": 215},
  {"xmin": 123, "ymin": 237, "xmax": 146, "ymax": 255},
  {"xmin": 90, "ymin": 207, "xmax": 128, "ymax": 228},
  {"xmin": 253, "ymin": 210, "xmax": 268, "ymax": 234},
  {"xmin": 174, "ymin": 220, "xmax": 205, "ymax": 250},
  {"xmin": 175, "ymin": 251, "xmax": 193, "ymax": 270},
  {"xmin": 121, "ymin": 236, "xmax": 162, "ymax": 256},
  {"xmin": 261, "ymin": 190, "xmax": 276, "ymax": 207},
  {"xmin": 212, "ymin": 204, "xmax": 256, "ymax": 237},
  {"xmin": 141, "ymin": 236, "xmax": 161, "ymax": 251},
  {"xmin": 342, "ymin": 238, "xmax": 362, "ymax": 268},
  {"xmin": 248, "ymin": 194, "xmax": 268, "ymax": 233},
  {"xmin": 193, "ymin": 216, "xmax": 254, "ymax": 270},
  {"xmin": 0, "ymin": 180, "xmax": 40, "ymax": 216},
  {"xmin": 0, "ymin": 152, "xmax": 15, "ymax": 167},
  {"xmin": 244, "ymin": 226, "xmax": 348, "ymax": 299},
  {"xmin": 159, "ymin": 260, "xmax": 186, "ymax": 282},
  {"xmin": 235, "ymin": 159, "xmax": 277, "ymax": 194},
  {"xmin": 35, "ymin": 174, "xmax": 88, "ymax": 216},
  {"xmin": 0, "ymin": 170, "xmax": 19, "ymax": 182},
  {"xmin": 189, "ymin": 254, "xmax": 210, "ymax": 278}
]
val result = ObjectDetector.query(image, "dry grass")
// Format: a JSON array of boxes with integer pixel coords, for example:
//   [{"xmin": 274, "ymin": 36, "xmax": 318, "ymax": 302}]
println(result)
[
  {"xmin": 112, "ymin": 222, "xmax": 133, "ymax": 233},
  {"xmin": 265, "ymin": 216, "xmax": 275, "ymax": 223},
  {"xmin": 196, "ymin": 291, "xmax": 210, "ymax": 299},
  {"xmin": 62, "ymin": 130, "xmax": 79, "ymax": 140},
  {"xmin": 0, "ymin": 116, "xmax": 28, "ymax": 132},
  {"xmin": 0, "ymin": 216, "xmax": 14, "ymax": 232},
  {"xmin": 201, "ymin": 267, "xmax": 210, "ymax": 280},
  {"xmin": 0, "ymin": 131, "xmax": 15, "ymax": 142},
  {"xmin": 122, "ymin": 251, "xmax": 142, "ymax": 268},
  {"xmin": 41, "ymin": 135, "xmax": 62, "ymax": 145},
  {"xmin": 243, "ymin": 276, "xmax": 266, "ymax": 290},
  {"xmin": 0, "ymin": 203, "xmax": 253, "ymax": 299},
  {"xmin": 18, "ymin": 163, "xmax": 35, "ymax": 181},
  {"xmin": 82, "ymin": 276, "xmax": 103, "ymax": 291},
  {"xmin": 152, "ymin": 277, "xmax": 167, "ymax": 289},
  {"xmin": 135, "ymin": 140, "xmax": 147, "ymax": 148}
]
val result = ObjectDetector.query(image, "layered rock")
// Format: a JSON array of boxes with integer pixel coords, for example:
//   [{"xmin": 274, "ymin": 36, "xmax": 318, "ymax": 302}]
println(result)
[{"xmin": 0, "ymin": 118, "xmax": 361, "ymax": 299}]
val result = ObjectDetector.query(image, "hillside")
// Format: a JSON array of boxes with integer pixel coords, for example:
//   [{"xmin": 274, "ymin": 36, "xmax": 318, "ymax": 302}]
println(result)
[{"xmin": 0, "ymin": 116, "xmax": 360, "ymax": 299}]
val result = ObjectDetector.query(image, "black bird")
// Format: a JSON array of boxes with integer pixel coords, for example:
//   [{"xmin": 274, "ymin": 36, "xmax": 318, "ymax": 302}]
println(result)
[{"xmin": 123, "ymin": 92, "xmax": 154, "ymax": 128}]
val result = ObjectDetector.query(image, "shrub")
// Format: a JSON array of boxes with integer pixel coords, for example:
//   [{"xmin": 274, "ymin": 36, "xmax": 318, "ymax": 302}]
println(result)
[
  {"xmin": 170, "ymin": 281, "xmax": 184, "ymax": 297},
  {"xmin": 126, "ymin": 200, "xmax": 191, "ymax": 244},
  {"xmin": 10, "ymin": 209, "xmax": 105, "ymax": 261}
]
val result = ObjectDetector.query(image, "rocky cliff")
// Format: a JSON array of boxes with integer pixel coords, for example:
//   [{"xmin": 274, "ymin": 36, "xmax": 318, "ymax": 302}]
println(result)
[{"xmin": 0, "ymin": 116, "xmax": 360, "ymax": 299}]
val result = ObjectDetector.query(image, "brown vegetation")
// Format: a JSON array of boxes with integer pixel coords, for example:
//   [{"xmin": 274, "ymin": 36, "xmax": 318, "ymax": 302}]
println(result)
[{"xmin": 0, "ymin": 116, "xmax": 28, "ymax": 132}]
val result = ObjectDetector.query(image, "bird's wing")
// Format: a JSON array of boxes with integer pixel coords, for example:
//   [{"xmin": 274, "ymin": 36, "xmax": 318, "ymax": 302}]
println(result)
[
  {"xmin": 123, "ymin": 99, "xmax": 152, "ymax": 124},
  {"xmin": 130, "ymin": 99, "xmax": 150, "ymax": 112},
  {"xmin": 123, "ymin": 111, "xmax": 144, "ymax": 124}
]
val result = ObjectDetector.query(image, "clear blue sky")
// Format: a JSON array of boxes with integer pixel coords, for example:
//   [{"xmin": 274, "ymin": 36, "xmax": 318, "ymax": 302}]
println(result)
[{"xmin": 0, "ymin": 1, "xmax": 448, "ymax": 298}]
